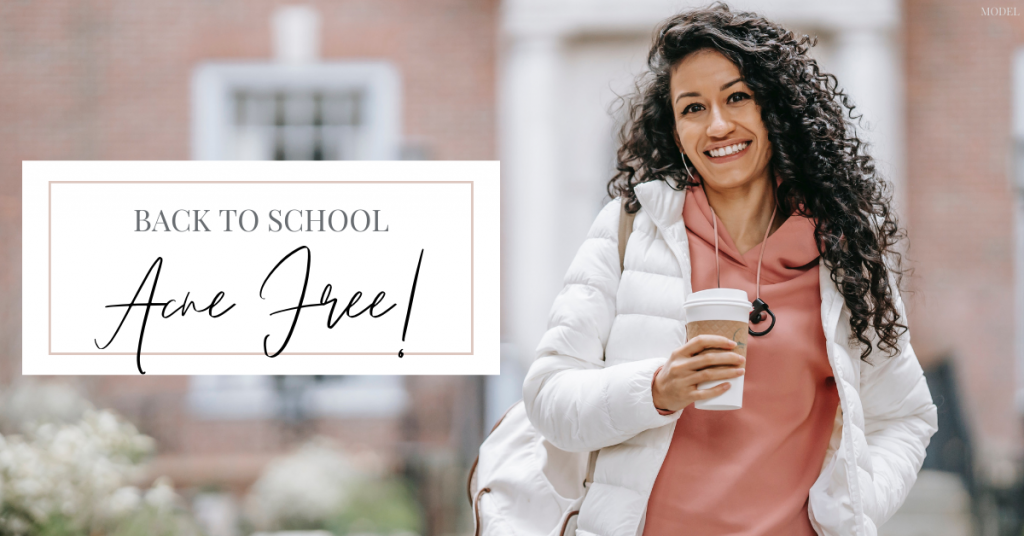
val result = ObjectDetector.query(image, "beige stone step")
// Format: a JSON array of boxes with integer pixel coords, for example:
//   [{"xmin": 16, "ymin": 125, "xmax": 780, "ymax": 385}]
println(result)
[{"xmin": 878, "ymin": 470, "xmax": 973, "ymax": 536}]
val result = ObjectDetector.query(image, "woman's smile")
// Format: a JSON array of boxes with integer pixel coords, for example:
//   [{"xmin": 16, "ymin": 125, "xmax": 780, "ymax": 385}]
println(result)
[{"xmin": 704, "ymin": 140, "xmax": 752, "ymax": 164}]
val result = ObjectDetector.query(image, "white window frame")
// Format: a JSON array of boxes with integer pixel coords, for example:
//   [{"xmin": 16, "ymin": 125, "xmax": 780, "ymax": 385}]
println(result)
[{"xmin": 190, "ymin": 61, "xmax": 401, "ymax": 160}]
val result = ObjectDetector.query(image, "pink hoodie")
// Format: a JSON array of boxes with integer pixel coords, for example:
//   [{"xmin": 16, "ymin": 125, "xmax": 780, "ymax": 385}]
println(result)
[{"xmin": 642, "ymin": 183, "xmax": 840, "ymax": 536}]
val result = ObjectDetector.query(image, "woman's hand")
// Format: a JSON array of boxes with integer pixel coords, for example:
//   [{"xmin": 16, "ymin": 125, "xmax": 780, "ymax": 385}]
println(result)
[{"xmin": 652, "ymin": 334, "xmax": 746, "ymax": 413}]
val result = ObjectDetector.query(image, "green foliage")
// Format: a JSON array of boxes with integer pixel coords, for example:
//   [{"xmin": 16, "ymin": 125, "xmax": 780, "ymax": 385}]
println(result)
[
  {"xmin": 106, "ymin": 505, "xmax": 201, "ymax": 536},
  {"xmin": 326, "ymin": 478, "xmax": 423, "ymax": 535}
]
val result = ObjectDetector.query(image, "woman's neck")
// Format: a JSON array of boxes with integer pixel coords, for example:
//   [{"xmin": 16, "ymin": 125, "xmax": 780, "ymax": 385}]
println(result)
[{"xmin": 701, "ymin": 176, "xmax": 785, "ymax": 256}]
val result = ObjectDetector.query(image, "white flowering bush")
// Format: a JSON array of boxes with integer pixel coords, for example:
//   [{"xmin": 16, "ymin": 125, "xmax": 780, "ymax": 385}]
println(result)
[
  {"xmin": 244, "ymin": 438, "xmax": 422, "ymax": 535},
  {"xmin": 0, "ymin": 381, "xmax": 92, "ymax": 435},
  {"xmin": 0, "ymin": 406, "xmax": 199, "ymax": 536},
  {"xmin": 245, "ymin": 438, "xmax": 361, "ymax": 530}
]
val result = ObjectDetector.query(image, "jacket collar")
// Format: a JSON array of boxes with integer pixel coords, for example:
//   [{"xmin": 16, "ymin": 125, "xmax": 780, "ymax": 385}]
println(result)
[{"xmin": 633, "ymin": 179, "xmax": 686, "ymax": 232}]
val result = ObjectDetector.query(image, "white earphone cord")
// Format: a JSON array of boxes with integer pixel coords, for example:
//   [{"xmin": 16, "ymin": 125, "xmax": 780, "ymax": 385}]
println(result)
[{"xmin": 709, "ymin": 202, "xmax": 778, "ymax": 302}]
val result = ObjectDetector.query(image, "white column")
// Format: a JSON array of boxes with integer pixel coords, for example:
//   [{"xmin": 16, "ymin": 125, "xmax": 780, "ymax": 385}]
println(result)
[
  {"xmin": 500, "ymin": 32, "xmax": 565, "ymax": 370},
  {"xmin": 1012, "ymin": 47, "xmax": 1024, "ymax": 416},
  {"xmin": 830, "ymin": 27, "xmax": 907, "ymax": 223},
  {"xmin": 272, "ymin": 5, "xmax": 321, "ymax": 64}
]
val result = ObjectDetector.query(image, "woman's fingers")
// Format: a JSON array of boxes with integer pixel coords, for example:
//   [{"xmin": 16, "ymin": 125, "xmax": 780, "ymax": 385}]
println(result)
[
  {"xmin": 658, "ymin": 335, "xmax": 746, "ymax": 410},
  {"xmin": 691, "ymin": 381, "xmax": 733, "ymax": 400},
  {"xmin": 679, "ymin": 352, "xmax": 745, "ymax": 373},
  {"xmin": 670, "ymin": 350, "xmax": 745, "ymax": 373},
  {"xmin": 670, "ymin": 334, "xmax": 736, "ymax": 361},
  {"xmin": 688, "ymin": 366, "xmax": 745, "ymax": 386}
]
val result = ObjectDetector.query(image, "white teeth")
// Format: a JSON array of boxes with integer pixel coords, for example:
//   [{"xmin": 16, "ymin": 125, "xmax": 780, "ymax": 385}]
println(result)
[{"xmin": 708, "ymin": 141, "xmax": 750, "ymax": 158}]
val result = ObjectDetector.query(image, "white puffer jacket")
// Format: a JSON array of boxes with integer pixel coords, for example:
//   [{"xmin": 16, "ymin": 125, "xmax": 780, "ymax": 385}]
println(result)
[{"xmin": 522, "ymin": 178, "xmax": 938, "ymax": 536}]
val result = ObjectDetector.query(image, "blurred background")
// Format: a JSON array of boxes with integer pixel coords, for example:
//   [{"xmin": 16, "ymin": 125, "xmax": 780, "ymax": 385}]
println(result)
[{"xmin": 0, "ymin": 0, "xmax": 1022, "ymax": 534}]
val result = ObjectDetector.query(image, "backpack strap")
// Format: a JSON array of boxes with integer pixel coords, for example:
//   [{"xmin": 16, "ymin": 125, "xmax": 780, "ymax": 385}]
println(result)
[
  {"xmin": 584, "ymin": 450, "xmax": 598, "ymax": 489},
  {"xmin": 617, "ymin": 196, "xmax": 636, "ymax": 273},
  {"xmin": 585, "ymin": 195, "xmax": 638, "ymax": 490}
]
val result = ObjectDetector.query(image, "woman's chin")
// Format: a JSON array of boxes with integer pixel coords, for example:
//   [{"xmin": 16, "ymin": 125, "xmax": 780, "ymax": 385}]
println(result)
[{"xmin": 699, "ymin": 172, "xmax": 764, "ymax": 192}]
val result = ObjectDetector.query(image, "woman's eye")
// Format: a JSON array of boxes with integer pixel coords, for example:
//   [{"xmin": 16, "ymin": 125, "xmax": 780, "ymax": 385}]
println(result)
[
  {"xmin": 681, "ymin": 103, "xmax": 703, "ymax": 116},
  {"xmin": 728, "ymin": 91, "xmax": 751, "ymax": 103}
]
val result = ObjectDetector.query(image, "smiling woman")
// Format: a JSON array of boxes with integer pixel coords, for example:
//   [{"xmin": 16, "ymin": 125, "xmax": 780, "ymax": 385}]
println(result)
[
  {"xmin": 513, "ymin": 2, "xmax": 938, "ymax": 536},
  {"xmin": 610, "ymin": 1, "xmax": 909, "ymax": 364}
]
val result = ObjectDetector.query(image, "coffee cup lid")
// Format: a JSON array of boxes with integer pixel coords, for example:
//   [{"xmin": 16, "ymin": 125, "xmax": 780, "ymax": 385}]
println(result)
[{"xmin": 684, "ymin": 288, "xmax": 752, "ymax": 309}]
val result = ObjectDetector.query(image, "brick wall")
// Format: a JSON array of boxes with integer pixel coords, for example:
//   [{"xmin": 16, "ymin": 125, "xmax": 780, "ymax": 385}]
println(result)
[
  {"xmin": 0, "ymin": 2, "xmax": 496, "ymax": 521},
  {"xmin": 904, "ymin": 0, "xmax": 1024, "ymax": 467}
]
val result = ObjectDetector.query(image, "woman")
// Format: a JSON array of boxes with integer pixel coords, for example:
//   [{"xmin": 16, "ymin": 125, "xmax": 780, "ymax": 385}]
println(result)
[{"xmin": 521, "ymin": 3, "xmax": 938, "ymax": 536}]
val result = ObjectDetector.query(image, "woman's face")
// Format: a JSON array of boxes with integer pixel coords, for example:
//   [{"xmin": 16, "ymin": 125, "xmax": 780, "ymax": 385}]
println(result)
[{"xmin": 670, "ymin": 48, "xmax": 773, "ymax": 192}]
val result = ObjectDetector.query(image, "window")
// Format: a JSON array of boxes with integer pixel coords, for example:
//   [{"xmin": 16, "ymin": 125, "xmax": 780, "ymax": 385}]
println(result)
[
  {"xmin": 231, "ymin": 90, "xmax": 365, "ymax": 160},
  {"xmin": 191, "ymin": 62, "xmax": 400, "ymax": 161}
]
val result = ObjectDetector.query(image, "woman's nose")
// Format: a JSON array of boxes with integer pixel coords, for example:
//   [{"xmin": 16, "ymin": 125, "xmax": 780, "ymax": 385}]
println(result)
[{"xmin": 706, "ymin": 105, "xmax": 735, "ymax": 137}]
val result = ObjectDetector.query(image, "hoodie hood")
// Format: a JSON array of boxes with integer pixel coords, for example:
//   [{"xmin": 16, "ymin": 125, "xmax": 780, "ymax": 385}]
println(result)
[{"xmin": 683, "ymin": 182, "xmax": 820, "ymax": 284}]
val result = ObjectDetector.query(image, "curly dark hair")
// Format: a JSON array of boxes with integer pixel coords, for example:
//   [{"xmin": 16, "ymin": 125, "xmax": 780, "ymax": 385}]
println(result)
[{"xmin": 607, "ymin": 1, "xmax": 907, "ymax": 362}]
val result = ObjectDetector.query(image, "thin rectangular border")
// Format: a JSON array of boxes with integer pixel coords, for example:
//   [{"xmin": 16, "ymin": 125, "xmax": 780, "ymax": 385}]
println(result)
[{"xmin": 49, "ymin": 180, "xmax": 474, "ymax": 356}]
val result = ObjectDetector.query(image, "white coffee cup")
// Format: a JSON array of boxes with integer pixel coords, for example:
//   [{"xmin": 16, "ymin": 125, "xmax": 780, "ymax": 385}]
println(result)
[{"xmin": 681, "ymin": 288, "xmax": 752, "ymax": 411}]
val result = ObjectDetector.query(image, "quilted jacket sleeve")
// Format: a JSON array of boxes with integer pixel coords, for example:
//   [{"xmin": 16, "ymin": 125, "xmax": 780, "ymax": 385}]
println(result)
[
  {"xmin": 858, "ymin": 279, "xmax": 939, "ymax": 527},
  {"xmin": 521, "ymin": 198, "xmax": 681, "ymax": 453}
]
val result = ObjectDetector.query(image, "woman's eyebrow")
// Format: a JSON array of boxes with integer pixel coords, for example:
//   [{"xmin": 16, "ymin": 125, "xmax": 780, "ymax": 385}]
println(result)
[{"xmin": 674, "ymin": 77, "xmax": 746, "ymax": 104}]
